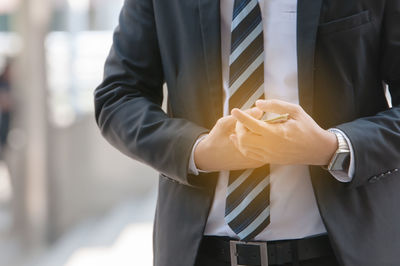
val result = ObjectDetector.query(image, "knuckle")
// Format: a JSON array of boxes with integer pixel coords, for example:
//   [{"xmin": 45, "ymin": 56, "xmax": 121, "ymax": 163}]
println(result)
[
  {"xmin": 216, "ymin": 117, "xmax": 229, "ymax": 127},
  {"xmin": 218, "ymin": 117, "xmax": 227, "ymax": 123}
]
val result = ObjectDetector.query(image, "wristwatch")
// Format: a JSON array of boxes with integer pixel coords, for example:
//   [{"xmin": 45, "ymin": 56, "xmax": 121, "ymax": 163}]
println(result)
[{"xmin": 325, "ymin": 131, "xmax": 351, "ymax": 172}]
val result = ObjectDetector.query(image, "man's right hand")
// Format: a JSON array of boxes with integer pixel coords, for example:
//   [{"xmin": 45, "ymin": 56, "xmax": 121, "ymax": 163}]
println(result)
[{"xmin": 194, "ymin": 108, "xmax": 266, "ymax": 172}]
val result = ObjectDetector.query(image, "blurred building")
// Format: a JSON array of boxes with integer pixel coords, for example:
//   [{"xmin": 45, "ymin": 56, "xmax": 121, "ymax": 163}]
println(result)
[{"xmin": 0, "ymin": 1, "xmax": 158, "ymax": 265}]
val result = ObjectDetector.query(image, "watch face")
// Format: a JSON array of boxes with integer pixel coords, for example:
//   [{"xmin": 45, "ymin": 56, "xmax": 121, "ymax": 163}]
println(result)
[
  {"xmin": 342, "ymin": 154, "xmax": 350, "ymax": 170},
  {"xmin": 331, "ymin": 151, "xmax": 350, "ymax": 171}
]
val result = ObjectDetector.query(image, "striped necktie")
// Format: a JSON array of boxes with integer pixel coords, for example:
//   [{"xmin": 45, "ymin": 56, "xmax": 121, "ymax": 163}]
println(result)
[{"xmin": 225, "ymin": 0, "xmax": 271, "ymax": 241}]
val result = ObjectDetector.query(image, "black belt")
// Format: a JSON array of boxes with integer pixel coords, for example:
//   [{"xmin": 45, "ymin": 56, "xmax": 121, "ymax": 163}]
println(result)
[{"xmin": 198, "ymin": 234, "xmax": 334, "ymax": 266}]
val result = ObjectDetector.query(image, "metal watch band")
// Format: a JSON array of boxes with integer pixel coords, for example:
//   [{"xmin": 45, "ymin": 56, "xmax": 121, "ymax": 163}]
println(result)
[{"xmin": 326, "ymin": 131, "xmax": 350, "ymax": 171}]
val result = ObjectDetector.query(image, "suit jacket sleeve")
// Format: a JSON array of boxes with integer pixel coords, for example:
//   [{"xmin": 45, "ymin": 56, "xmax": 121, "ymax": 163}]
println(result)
[
  {"xmin": 336, "ymin": 0, "xmax": 400, "ymax": 189},
  {"xmin": 94, "ymin": 0, "xmax": 209, "ymax": 186}
]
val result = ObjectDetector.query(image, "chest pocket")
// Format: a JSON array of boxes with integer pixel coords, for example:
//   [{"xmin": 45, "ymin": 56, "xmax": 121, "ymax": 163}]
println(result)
[{"xmin": 318, "ymin": 10, "xmax": 372, "ymax": 35}]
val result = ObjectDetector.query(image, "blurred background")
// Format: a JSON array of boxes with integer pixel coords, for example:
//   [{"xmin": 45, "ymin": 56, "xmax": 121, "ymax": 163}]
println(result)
[{"xmin": 0, "ymin": 0, "xmax": 159, "ymax": 265}]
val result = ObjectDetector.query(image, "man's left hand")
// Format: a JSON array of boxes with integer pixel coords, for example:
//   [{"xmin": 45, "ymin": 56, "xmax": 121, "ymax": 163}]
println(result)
[{"xmin": 230, "ymin": 99, "xmax": 338, "ymax": 166}]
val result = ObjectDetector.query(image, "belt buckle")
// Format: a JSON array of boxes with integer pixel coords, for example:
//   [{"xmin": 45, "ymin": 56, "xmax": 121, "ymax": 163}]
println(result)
[{"xmin": 229, "ymin": 240, "xmax": 268, "ymax": 266}]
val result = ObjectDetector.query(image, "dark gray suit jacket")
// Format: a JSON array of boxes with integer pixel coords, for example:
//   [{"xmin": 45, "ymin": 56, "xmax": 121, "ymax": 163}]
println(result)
[{"xmin": 94, "ymin": 0, "xmax": 400, "ymax": 265}]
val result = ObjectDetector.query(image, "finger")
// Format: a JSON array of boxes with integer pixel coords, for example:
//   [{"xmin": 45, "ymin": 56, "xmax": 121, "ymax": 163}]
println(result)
[
  {"xmin": 235, "ymin": 122, "xmax": 251, "ymax": 149},
  {"xmin": 238, "ymin": 134, "xmax": 268, "ymax": 149},
  {"xmin": 216, "ymin": 115, "xmax": 236, "ymax": 131},
  {"xmin": 236, "ymin": 120, "xmax": 248, "ymax": 135},
  {"xmin": 256, "ymin": 99, "xmax": 302, "ymax": 118},
  {"xmin": 231, "ymin": 108, "xmax": 264, "ymax": 135},
  {"xmin": 245, "ymin": 107, "xmax": 263, "ymax": 119},
  {"xmin": 235, "ymin": 124, "xmax": 272, "ymax": 156},
  {"xmin": 235, "ymin": 122, "xmax": 248, "ymax": 148},
  {"xmin": 230, "ymin": 134, "xmax": 239, "ymax": 149}
]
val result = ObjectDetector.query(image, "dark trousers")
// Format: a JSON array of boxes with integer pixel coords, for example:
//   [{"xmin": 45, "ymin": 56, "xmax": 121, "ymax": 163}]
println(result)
[
  {"xmin": 194, "ymin": 239, "xmax": 340, "ymax": 266},
  {"xmin": 195, "ymin": 255, "xmax": 339, "ymax": 266}
]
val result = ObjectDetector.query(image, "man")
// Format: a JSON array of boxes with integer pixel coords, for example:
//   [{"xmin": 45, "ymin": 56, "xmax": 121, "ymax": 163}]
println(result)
[{"xmin": 94, "ymin": 0, "xmax": 400, "ymax": 265}]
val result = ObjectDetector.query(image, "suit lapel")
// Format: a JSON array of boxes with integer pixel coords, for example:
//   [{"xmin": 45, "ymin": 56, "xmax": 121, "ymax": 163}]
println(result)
[
  {"xmin": 297, "ymin": 0, "xmax": 324, "ymax": 116},
  {"xmin": 198, "ymin": 0, "xmax": 223, "ymax": 122}
]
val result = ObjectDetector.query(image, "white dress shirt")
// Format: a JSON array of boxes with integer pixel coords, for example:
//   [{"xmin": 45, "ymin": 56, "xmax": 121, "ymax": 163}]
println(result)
[{"xmin": 189, "ymin": 0, "xmax": 355, "ymax": 241}]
